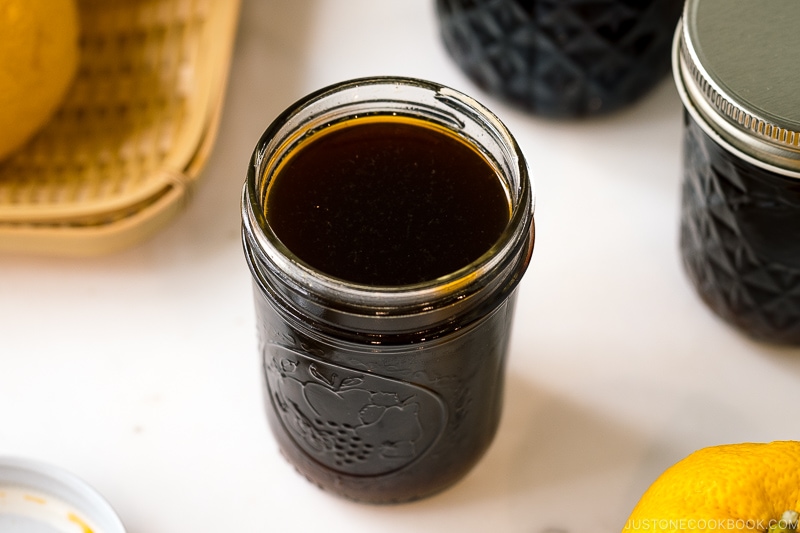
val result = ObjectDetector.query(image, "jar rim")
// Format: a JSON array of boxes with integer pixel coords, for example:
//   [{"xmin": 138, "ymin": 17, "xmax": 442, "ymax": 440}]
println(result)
[
  {"xmin": 673, "ymin": 0, "xmax": 800, "ymax": 176},
  {"xmin": 242, "ymin": 76, "xmax": 534, "ymax": 313}
]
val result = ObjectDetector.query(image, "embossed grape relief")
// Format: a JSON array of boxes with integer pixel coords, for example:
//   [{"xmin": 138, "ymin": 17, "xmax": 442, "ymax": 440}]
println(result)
[{"xmin": 264, "ymin": 345, "xmax": 448, "ymax": 476}]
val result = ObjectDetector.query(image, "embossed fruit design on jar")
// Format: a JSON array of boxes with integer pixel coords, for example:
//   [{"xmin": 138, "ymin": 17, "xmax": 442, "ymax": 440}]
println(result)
[{"xmin": 265, "ymin": 347, "xmax": 445, "ymax": 477}]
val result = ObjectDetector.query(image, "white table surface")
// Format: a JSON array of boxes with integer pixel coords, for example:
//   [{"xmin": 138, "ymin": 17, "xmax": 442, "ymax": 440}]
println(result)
[{"xmin": 3, "ymin": 1, "xmax": 800, "ymax": 532}]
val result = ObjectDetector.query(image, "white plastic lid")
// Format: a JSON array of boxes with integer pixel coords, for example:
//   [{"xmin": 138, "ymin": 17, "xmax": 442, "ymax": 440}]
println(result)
[{"xmin": 0, "ymin": 457, "xmax": 125, "ymax": 533}]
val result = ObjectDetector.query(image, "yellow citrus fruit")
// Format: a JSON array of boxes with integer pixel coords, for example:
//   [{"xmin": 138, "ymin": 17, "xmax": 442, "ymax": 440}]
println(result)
[
  {"xmin": 0, "ymin": 0, "xmax": 79, "ymax": 161},
  {"xmin": 623, "ymin": 441, "xmax": 800, "ymax": 533}
]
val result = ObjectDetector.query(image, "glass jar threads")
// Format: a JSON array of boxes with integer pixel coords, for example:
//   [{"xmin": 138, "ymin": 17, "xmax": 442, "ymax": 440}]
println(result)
[
  {"xmin": 241, "ymin": 77, "xmax": 535, "ymax": 503},
  {"xmin": 674, "ymin": 0, "xmax": 800, "ymax": 344},
  {"xmin": 436, "ymin": 0, "xmax": 684, "ymax": 118}
]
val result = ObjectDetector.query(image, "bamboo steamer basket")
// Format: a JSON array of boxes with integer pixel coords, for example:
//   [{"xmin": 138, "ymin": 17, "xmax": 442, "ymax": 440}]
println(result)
[{"xmin": 0, "ymin": 0, "xmax": 241, "ymax": 256}]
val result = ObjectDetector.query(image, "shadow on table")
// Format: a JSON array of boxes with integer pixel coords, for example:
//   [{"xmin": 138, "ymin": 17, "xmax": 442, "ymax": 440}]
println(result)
[
  {"xmin": 386, "ymin": 373, "xmax": 650, "ymax": 518},
  {"xmin": 745, "ymin": 337, "xmax": 800, "ymax": 378}
]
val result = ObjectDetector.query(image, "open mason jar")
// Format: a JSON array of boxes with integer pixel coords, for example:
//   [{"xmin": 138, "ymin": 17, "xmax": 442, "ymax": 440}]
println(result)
[{"xmin": 241, "ymin": 77, "xmax": 535, "ymax": 503}]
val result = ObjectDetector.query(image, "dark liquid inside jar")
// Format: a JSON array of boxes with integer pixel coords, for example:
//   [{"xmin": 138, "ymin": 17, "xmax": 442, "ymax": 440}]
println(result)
[
  {"xmin": 436, "ymin": 0, "xmax": 683, "ymax": 117},
  {"xmin": 266, "ymin": 117, "xmax": 510, "ymax": 286},
  {"xmin": 680, "ymin": 111, "xmax": 800, "ymax": 344}
]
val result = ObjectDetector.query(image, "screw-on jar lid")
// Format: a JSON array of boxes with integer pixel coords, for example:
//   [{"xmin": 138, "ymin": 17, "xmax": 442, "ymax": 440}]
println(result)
[{"xmin": 675, "ymin": 0, "xmax": 800, "ymax": 175}]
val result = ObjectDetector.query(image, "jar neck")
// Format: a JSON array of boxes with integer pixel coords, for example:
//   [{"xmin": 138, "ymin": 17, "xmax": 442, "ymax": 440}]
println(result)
[{"xmin": 242, "ymin": 210, "xmax": 533, "ymax": 341}]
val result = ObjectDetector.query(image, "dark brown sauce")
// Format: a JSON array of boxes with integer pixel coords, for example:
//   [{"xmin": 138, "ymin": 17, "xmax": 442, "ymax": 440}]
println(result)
[{"xmin": 265, "ymin": 116, "xmax": 511, "ymax": 286}]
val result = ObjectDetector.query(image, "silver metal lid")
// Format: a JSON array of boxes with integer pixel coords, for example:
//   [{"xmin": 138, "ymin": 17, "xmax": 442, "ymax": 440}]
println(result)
[{"xmin": 675, "ymin": 0, "xmax": 800, "ymax": 175}]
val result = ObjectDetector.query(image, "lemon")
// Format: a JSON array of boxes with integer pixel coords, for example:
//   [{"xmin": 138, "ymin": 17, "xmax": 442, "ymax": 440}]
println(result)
[
  {"xmin": 0, "ymin": 0, "xmax": 79, "ymax": 161},
  {"xmin": 623, "ymin": 441, "xmax": 800, "ymax": 533}
]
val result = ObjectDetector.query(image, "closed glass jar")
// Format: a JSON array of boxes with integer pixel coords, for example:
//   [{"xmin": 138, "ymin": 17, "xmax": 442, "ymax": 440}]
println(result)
[
  {"xmin": 436, "ymin": 0, "xmax": 684, "ymax": 118},
  {"xmin": 674, "ymin": 0, "xmax": 800, "ymax": 344},
  {"xmin": 241, "ymin": 77, "xmax": 535, "ymax": 503}
]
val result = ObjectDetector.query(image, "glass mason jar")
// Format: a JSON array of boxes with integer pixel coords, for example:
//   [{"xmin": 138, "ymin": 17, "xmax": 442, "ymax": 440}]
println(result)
[
  {"xmin": 436, "ymin": 0, "xmax": 684, "ymax": 118},
  {"xmin": 241, "ymin": 77, "xmax": 535, "ymax": 503},
  {"xmin": 674, "ymin": 0, "xmax": 800, "ymax": 344}
]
